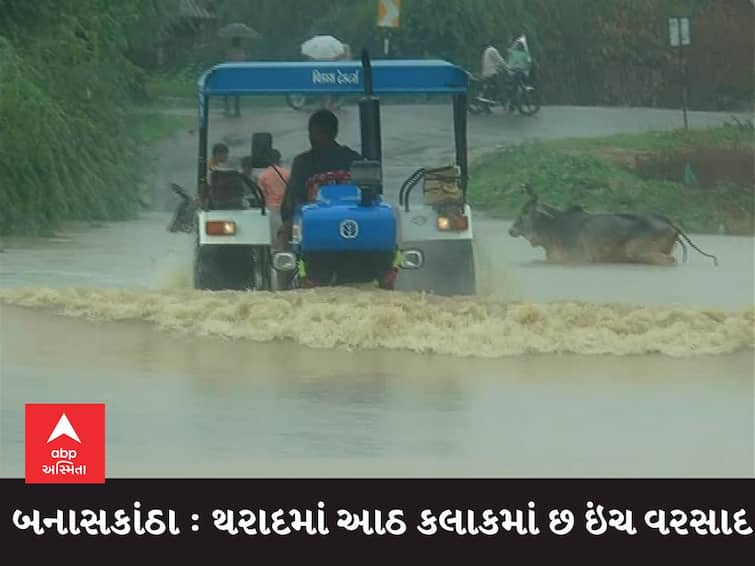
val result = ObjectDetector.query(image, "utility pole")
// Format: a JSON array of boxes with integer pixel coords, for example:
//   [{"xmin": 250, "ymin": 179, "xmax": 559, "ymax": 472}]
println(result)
[
  {"xmin": 377, "ymin": 0, "xmax": 400, "ymax": 57},
  {"xmin": 669, "ymin": 16, "xmax": 691, "ymax": 130}
]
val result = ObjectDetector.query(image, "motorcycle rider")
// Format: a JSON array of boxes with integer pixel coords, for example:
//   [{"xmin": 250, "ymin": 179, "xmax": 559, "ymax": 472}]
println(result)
[
  {"xmin": 479, "ymin": 39, "xmax": 516, "ymax": 110},
  {"xmin": 507, "ymin": 35, "xmax": 532, "ymax": 77},
  {"xmin": 480, "ymin": 40, "xmax": 508, "ymax": 82},
  {"xmin": 479, "ymin": 35, "xmax": 533, "ymax": 112}
]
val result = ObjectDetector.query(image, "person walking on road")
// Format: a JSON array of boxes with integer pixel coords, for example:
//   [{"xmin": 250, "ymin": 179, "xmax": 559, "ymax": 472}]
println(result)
[{"xmin": 225, "ymin": 37, "xmax": 246, "ymax": 117}]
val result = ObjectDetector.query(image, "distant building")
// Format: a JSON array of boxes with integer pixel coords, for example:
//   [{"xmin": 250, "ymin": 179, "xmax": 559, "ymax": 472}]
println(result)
[{"xmin": 154, "ymin": 0, "xmax": 217, "ymax": 68}]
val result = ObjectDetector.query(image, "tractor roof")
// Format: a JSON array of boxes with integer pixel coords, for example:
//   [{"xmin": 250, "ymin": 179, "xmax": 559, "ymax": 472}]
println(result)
[{"xmin": 198, "ymin": 59, "xmax": 469, "ymax": 96}]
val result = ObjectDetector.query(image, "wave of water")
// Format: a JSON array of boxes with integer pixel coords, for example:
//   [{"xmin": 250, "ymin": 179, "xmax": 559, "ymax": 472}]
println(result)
[{"xmin": 1, "ymin": 287, "xmax": 752, "ymax": 358}]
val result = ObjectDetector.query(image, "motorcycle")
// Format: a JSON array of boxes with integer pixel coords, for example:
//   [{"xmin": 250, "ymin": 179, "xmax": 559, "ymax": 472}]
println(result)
[
  {"xmin": 285, "ymin": 93, "xmax": 346, "ymax": 111},
  {"xmin": 467, "ymin": 34, "xmax": 541, "ymax": 116},
  {"xmin": 467, "ymin": 71, "xmax": 541, "ymax": 116}
]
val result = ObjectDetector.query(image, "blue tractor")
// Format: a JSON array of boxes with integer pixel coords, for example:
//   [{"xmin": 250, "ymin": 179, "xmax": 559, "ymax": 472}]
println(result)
[{"xmin": 182, "ymin": 50, "xmax": 476, "ymax": 295}]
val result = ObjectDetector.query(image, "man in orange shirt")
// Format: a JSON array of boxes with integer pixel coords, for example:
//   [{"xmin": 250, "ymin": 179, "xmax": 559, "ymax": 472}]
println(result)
[{"xmin": 257, "ymin": 149, "xmax": 289, "ymax": 209}]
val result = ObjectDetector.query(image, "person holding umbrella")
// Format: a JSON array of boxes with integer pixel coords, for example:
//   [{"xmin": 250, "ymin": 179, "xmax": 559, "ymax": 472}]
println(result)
[
  {"xmin": 301, "ymin": 35, "xmax": 349, "ymax": 110},
  {"xmin": 224, "ymin": 37, "xmax": 246, "ymax": 116},
  {"xmin": 217, "ymin": 23, "xmax": 262, "ymax": 117}
]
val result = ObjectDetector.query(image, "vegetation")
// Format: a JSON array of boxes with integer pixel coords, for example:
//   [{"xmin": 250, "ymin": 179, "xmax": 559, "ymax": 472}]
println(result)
[
  {"xmin": 148, "ymin": 0, "xmax": 752, "ymax": 110},
  {"xmin": 0, "ymin": 0, "xmax": 185, "ymax": 236},
  {"xmin": 130, "ymin": 112, "xmax": 195, "ymax": 144},
  {"xmin": 468, "ymin": 125, "xmax": 755, "ymax": 234},
  {"xmin": 0, "ymin": 0, "xmax": 751, "ymax": 236}
]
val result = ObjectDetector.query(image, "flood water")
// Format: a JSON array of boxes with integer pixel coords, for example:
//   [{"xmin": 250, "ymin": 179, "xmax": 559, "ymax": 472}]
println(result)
[
  {"xmin": 1, "ymin": 105, "xmax": 753, "ymax": 478},
  {"xmin": 1, "ymin": 214, "xmax": 752, "ymax": 478}
]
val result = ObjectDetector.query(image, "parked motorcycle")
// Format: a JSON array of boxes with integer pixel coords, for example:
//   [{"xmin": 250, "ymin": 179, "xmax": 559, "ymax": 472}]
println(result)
[{"xmin": 285, "ymin": 93, "xmax": 346, "ymax": 111}]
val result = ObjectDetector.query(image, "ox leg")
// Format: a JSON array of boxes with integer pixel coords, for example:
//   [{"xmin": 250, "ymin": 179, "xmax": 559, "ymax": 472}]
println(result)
[
  {"xmin": 636, "ymin": 250, "xmax": 677, "ymax": 266},
  {"xmin": 625, "ymin": 239, "xmax": 677, "ymax": 266},
  {"xmin": 647, "ymin": 252, "xmax": 676, "ymax": 266}
]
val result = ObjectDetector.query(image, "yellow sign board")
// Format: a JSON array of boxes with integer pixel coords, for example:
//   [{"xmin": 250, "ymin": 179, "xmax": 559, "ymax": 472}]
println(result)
[{"xmin": 377, "ymin": 0, "xmax": 401, "ymax": 28}]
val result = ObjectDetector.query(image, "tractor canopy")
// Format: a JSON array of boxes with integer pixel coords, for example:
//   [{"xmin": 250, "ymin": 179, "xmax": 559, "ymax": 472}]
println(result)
[
  {"xmin": 195, "ymin": 58, "xmax": 470, "ymax": 202},
  {"xmin": 197, "ymin": 59, "xmax": 469, "ymax": 97}
]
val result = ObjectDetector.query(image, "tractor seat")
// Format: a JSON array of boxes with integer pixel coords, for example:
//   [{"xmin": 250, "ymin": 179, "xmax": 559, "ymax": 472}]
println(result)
[{"xmin": 209, "ymin": 169, "xmax": 246, "ymax": 210}]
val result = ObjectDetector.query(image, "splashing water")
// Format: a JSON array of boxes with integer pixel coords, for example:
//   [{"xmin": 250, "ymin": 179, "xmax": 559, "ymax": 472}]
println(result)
[{"xmin": 1, "ymin": 286, "xmax": 751, "ymax": 358}]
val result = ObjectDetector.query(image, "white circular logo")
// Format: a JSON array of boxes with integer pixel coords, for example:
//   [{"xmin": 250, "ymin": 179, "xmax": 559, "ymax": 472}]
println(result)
[{"xmin": 339, "ymin": 219, "xmax": 359, "ymax": 239}]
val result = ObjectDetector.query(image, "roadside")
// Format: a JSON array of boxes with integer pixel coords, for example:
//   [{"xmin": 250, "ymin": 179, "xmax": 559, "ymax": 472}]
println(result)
[
  {"xmin": 131, "ymin": 109, "xmax": 195, "ymax": 144},
  {"xmin": 0, "ymin": 107, "xmax": 193, "ymax": 245},
  {"xmin": 468, "ymin": 123, "xmax": 755, "ymax": 234}
]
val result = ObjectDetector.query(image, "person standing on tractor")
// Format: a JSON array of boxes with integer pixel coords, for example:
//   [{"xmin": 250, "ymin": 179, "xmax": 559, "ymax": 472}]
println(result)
[
  {"xmin": 277, "ymin": 109, "xmax": 361, "ymax": 248},
  {"xmin": 208, "ymin": 142, "xmax": 229, "ymax": 169},
  {"xmin": 257, "ymin": 149, "xmax": 289, "ymax": 209}
]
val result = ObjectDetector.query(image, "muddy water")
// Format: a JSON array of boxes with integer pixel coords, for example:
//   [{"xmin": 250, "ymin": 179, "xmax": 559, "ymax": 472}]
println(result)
[
  {"xmin": 1, "ymin": 105, "xmax": 753, "ymax": 477},
  {"xmin": 2, "ymin": 304, "xmax": 753, "ymax": 477},
  {"xmin": 1, "ymin": 212, "xmax": 753, "ymax": 477}
]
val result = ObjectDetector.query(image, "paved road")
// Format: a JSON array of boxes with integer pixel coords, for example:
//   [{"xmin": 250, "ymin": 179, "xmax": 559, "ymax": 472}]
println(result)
[{"xmin": 147, "ymin": 103, "xmax": 749, "ymax": 211}]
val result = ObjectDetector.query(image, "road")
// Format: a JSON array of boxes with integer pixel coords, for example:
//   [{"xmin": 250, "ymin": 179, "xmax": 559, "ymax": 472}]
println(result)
[
  {"xmin": 1, "ymin": 104, "xmax": 752, "ymax": 478},
  {"xmin": 147, "ymin": 103, "xmax": 747, "ymax": 210}
]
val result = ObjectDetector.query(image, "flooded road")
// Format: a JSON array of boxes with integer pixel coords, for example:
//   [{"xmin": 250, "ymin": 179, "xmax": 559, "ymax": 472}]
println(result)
[
  {"xmin": 1, "ymin": 302, "xmax": 752, "ymax": 477},
  {"xmin": 1, "ymin": 105, "xmax": 753, "ymax": 478}
]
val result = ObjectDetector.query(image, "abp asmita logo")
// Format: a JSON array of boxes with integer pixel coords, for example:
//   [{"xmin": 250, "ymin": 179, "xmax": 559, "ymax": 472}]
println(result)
[{"xmin": 25, "ymin": 403, "xmax": 105, "ymax": 484}]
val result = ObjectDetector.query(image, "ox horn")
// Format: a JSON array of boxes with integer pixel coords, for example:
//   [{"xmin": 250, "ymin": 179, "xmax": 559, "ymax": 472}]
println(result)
[{"xmin": 521, "ymin": 183, "xmax": 538, "ymax": 206}]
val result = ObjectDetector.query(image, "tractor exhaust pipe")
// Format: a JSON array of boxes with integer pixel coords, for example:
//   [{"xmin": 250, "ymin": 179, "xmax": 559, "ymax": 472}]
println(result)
[{"xmin": 359, "ymin": 49, "xmax": 382, "ymax": 166}]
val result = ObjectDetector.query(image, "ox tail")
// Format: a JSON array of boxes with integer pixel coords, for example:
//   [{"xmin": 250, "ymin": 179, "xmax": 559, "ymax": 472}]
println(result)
[
  {"xmin": 671, "ymin": 223, "xmax": 719, "ymax": 267},
  {"xmin": 677, "ymin": 237, "xmax": 688, "ymax": 263}
]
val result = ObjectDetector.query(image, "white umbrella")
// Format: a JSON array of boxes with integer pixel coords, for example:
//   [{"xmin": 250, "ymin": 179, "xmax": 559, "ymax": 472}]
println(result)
[
  {"xmin": 301, "ymin": 35, "xmax": 346, "ymax": 61},
  {"xmin": 217, "ymin": 23, "xmax": 262, "ymax": 39}
]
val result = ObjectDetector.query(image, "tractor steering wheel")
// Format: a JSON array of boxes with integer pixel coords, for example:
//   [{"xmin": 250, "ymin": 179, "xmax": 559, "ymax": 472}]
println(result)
[{"xmin": 305, "ymin": 170, "xmax": 352, "ymax": 201}]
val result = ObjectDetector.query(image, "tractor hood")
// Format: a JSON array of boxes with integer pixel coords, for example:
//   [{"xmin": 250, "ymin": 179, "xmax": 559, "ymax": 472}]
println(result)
[{"xmin": 297, "ymin": 184, "xmax": 396, "ymax": 253}]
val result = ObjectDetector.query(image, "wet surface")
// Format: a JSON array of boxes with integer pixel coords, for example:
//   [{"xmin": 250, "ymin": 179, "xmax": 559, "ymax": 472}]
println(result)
[
  {"xmin": 2, "ymin": 305, "xmax": 752, "ymax": 477},
  {"xmin": 1, "ymin": 104, "xmax": 753, "ymax": 478}
]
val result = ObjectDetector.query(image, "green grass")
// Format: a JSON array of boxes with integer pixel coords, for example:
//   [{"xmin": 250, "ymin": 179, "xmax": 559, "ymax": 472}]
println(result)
[
  {"xmin": 546, "ymin": 125, "xmax": 754, "ymax": 152},
  {"xmin": 468, "ymin": 126, "xmax": 755, "ymax": 234},
  {"xmin": 145, "ymin": 74, "xmax": 287, "ymax": 107},
  {"xmin": 145, "ymin": 74, "xmax": 196, "ymax": 99},
  {"xmin": 130, "ymin": 110, "xmax": 196, "ymax": 143}
]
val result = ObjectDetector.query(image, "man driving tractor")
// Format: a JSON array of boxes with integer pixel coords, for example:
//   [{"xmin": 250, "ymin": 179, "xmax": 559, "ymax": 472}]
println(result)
[{"xmin": 277, "ymin": 109, "xmax": 362, "ymax": 248}]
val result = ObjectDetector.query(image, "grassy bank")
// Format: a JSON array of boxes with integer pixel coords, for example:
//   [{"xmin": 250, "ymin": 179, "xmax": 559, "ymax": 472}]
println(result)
[
  {"xmin": 0, "ymin": 107, "xmax": 193, "ymax": 238},
  {"xmin": 468, "ymin": 125, "xmax": 755, "ymax": 234},
  {"xmin": 131, "ymin": 109, "xmax": 196, "ymax": 144}
]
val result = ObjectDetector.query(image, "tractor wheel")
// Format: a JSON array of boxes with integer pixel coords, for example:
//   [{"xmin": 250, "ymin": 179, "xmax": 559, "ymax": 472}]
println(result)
[
  {"xmin": 194, "ymin": 244, "xmax": 219, "ymax": 290},
  {"xmin": 396, "ymin": 239, "xmax": 477, "ymax": 296},
  {"xmin": 194, "ymin": 244, "xmax": 255, "ymax": 291},
  {"xmin": 437, "ymin": 239, "xmax": 477, "ymax": 296},
  {"xmin": 253, "ymin": 246, "xmax": 273, "ymax": 291}
]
